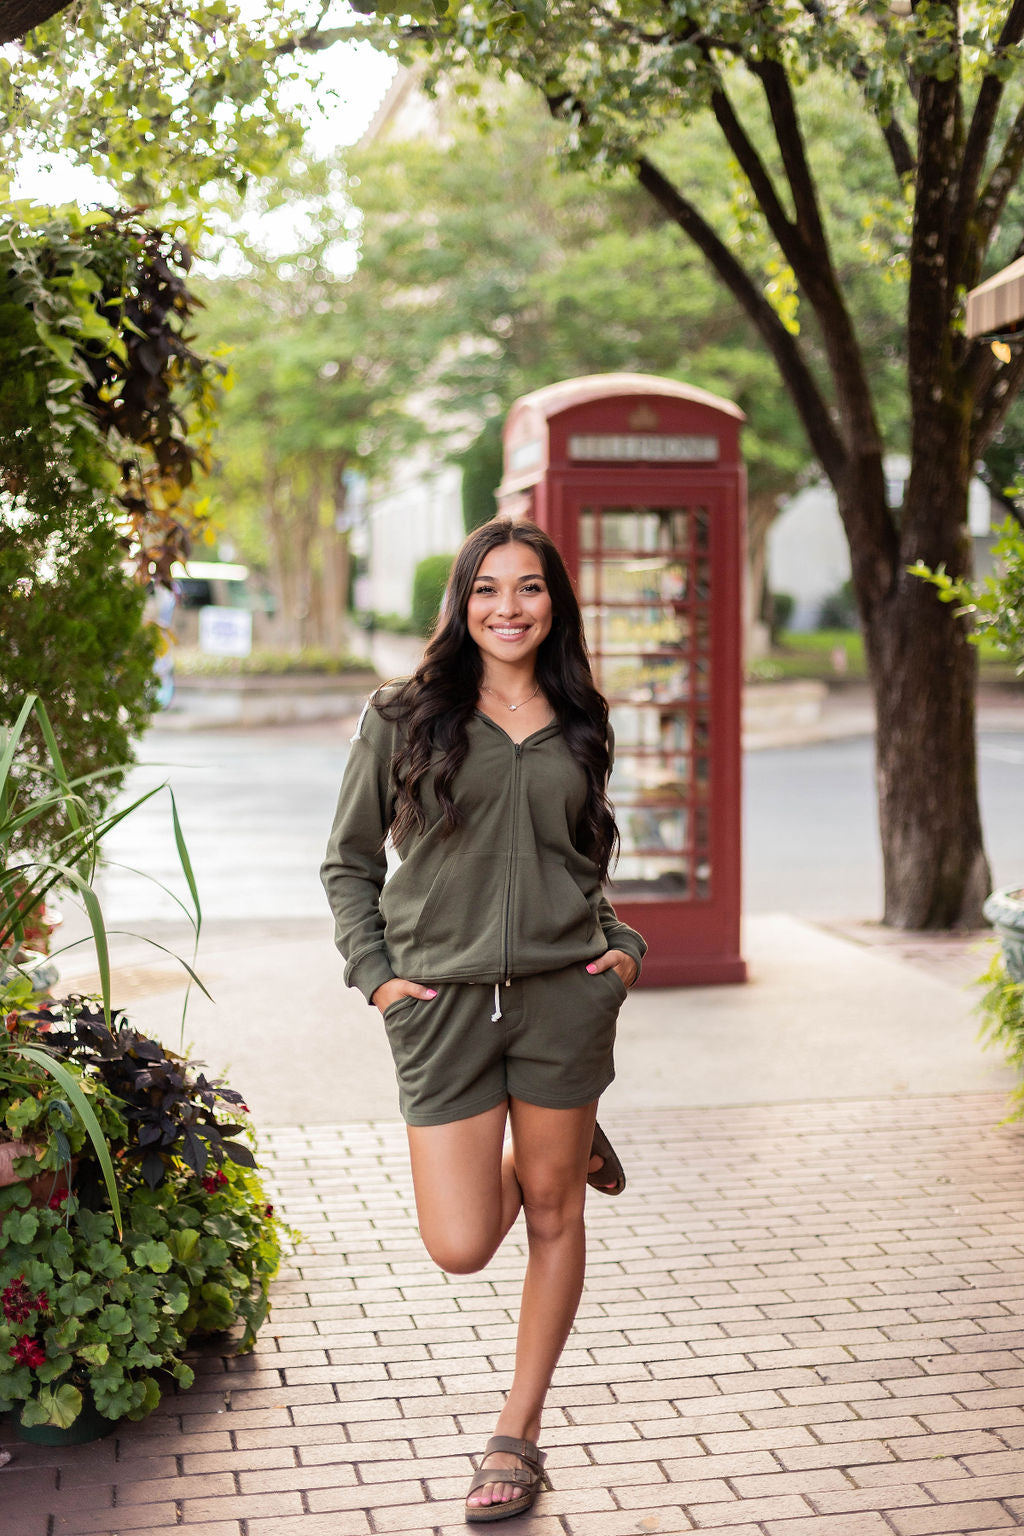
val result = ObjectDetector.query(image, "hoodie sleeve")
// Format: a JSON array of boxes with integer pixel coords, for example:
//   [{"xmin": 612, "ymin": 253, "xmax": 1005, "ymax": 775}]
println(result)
[
  {"xmin": 597, "ymin": 897, "xmax": 647, "ymax": 979},
  {"xmin": 600, "ymin": 719, "xmax": 648, "ymax": 979},
  {"xmin": 320, "ymin": 696, "xmax": 399, "ymax": 1005}
]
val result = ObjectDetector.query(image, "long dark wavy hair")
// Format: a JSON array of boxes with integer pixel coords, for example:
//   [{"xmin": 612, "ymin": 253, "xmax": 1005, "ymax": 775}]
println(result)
[{"xmin": 378, "ymin": 519, "xmax": 620, "ymax": 880}]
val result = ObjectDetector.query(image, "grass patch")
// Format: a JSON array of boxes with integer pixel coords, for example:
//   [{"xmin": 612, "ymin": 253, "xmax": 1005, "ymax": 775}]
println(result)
[{"xmin": 748, "ymin": 630, "xmax": 1022, "ymax": 684}]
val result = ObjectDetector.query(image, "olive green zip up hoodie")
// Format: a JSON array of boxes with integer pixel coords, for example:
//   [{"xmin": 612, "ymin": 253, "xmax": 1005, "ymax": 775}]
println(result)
[{"xmin": 321, "ymin": 686, "xmax": 647, "ymax": 1004}]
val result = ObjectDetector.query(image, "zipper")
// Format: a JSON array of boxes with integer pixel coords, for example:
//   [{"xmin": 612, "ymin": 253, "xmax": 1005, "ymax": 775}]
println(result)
[{"xmin": 500, "ymin": 741, "xmax": 522, "ymax": 983}]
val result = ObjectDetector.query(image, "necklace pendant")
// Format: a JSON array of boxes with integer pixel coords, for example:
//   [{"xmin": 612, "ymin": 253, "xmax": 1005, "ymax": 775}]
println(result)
[{"xmin": 508, "ymin": 703, "xmax": 518, "ymax": 711}]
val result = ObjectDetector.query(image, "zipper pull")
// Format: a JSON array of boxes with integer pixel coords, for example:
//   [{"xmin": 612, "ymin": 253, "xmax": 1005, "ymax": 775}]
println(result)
[{"xmin": 514, "ymin": 743, "xmax": 522, "ymax": 757}]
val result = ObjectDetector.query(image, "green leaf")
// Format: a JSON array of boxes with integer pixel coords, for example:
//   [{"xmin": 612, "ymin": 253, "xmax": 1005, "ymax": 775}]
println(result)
[
  {"xmin": 14, "ymin": 1046, "xmax": 122, "ymax": 1235},
  {"xmin": 76, "ymin": 1341, "xmax": 109, "ymax": 1366},
  {"xmin": 24, "ymin": 1382, "xmax": 83, "ymax": 1428},
  {"xmin": 3, "ymin": 1209, "xmax": 40, "ymax": 1243},
  {"xmin": 168, "ymin": 1228, "xmax": 201, "ymax": 1264},
  {"xmin": 132, "ymin": 1239, "xmax": 173, "ymax": 1273}
]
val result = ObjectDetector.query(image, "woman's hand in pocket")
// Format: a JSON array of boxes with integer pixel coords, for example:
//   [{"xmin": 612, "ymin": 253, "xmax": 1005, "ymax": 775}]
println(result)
[
  {"xmin": 586, "ymin": 950, "xmax": 638, "ymax": 989},
  {"xmin": 371, "ymin": 978, "xmax": 438, "ymax": 1015}
]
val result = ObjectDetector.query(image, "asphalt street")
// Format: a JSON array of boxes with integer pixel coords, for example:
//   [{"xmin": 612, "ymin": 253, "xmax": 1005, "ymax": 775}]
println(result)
[{"xmin": 82, "ymin": 722, "xmax": 1024, "ymax": 930}]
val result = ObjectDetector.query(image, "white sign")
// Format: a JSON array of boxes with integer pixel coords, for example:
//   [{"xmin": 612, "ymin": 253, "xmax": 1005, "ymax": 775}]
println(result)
[
  {"xmin": 199, "ymin": 606, "xmax": 253, "ymax": 658},
  {"xmin": 568, "ymin": 433, "xmax": 719, "ymax": 462}
]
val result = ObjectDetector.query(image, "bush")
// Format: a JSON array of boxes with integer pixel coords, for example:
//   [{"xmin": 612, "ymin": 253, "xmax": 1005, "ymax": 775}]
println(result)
[
  {"xmin": 977, "ymin": 949, "xmax": 1024, "ymax": 1119},
  {"xmin": 458, "ymin": 417, "xmax": 504, "ymax": 534},
  {"xmin": 817, "ymin": 580, "xmax": 859, "ymax": 631},
  {"xmin": 354, "ymin": 611, "xmax": 420, "ymax": 636},
  {"xmin": 174, "ymin": 647, "xmax": 373, "ymax": 677},
  {"xmin": 412, "ymin": 554, "xmax": 455, "ymax": 637},
  {"xmin": 912, "ymin": 516, "xmax": 1024, "ymax": 673},
  {"xmin": 769, "ymin": 591, "xmax": 795, "ymax": 641}
]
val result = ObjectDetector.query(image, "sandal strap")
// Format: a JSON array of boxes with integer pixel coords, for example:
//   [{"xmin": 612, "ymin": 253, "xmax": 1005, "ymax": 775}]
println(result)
[
  {"xmin": 467, "ymin": 1465, "xmax": 536, "ymax": 1496},
  {"xmin": 481, "ymin": 1434, "xmax": 545, "ymax": 1471}
]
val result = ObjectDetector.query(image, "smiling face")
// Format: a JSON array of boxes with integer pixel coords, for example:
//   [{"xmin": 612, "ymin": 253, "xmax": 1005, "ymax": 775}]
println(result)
[{"xmin": 466, "ymin": 539, "xmax": 554, "ymax": 675}]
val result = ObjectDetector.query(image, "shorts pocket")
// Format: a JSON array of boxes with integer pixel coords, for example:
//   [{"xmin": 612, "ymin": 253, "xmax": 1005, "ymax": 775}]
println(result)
[
  {"xmin": 382, "ymin": 994, "xmax": 420, "ymax": 1024},
  {"xmin": 595, "ymin": 966, "xmax": 628, "ymax": 1003}
]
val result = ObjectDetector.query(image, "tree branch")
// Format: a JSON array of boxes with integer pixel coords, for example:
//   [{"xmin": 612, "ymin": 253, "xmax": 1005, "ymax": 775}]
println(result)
[
  {"xmin": 717, "ymin": 61, "xmax": 886, "ymax": 472},
  {"xmin": 705, "ymin": 81, "xmax": 796, "ymax": 250},
  {"xmin": 970, "ymin": 342, "xmax": 1024, "ymax": 461},
  {"xmin": 906, "ymin": 56, "xmax": 961, "ymax": 415},
  {"xmin": 957, "ymin": 0, "xmax": 1024, "ymax": 255},
  {"xmin": 0, "ymin": 0, "xmax": 72, "ymax": 45},
  {"xmin": 632, "ymin": 151, "xmax": 844, "ymax": 484},
  {"xmin": 975, "ymin": 96, "xmax": 1024, "ymax": 252},
  {"xmin": 800, "ymin": 0, "xmax": 915, "ymax": 181}
]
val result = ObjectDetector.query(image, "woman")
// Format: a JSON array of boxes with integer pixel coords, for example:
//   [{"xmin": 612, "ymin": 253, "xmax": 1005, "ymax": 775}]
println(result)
[{"xmin": 321, "ymin": 518, "xmax": 646, "ymax": 1523}]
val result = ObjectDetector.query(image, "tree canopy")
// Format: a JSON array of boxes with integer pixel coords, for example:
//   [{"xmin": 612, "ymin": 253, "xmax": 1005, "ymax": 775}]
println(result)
[
  {"xmin": 0, "ymin": 0, "xmax": 332, "ymax": 203},
  {"xmin": 0, "ymin": 205, "xmax": 221, "ymax": 841},
  {"xmin": 330, "ymin": 0, "xmax": 1024, "ymax": 928}
]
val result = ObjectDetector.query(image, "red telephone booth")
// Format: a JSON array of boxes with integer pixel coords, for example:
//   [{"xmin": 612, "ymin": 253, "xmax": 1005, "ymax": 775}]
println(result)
[{"xmin": 497, "ymin": 373, "xmax": 747, "ymax": 986}]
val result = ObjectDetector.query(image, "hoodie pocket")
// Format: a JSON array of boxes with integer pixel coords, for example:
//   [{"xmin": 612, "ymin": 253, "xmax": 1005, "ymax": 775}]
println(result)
[{"xmin": 516, "ymin": 857, "xmax": 597, "ymax": 957}]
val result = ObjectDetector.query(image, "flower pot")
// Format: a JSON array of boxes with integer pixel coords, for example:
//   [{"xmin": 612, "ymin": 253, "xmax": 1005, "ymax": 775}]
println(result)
[
  {"xmin": 0, "ymin": 1140, "xmax": 35, "ymax": 1189},
  {"xmin": 16, "ymin": 1389, "xmax": 116, "ymax": 1446},
  {"xmin": 0, "ymin": 1141, "xmax": 77, "ymax": 1213},
  {"xmin": 984, "ymin": 887, "xmax": 1024, "ymax": 983}
]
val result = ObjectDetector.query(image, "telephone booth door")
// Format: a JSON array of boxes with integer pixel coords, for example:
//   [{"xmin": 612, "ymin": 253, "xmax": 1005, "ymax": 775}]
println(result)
[{"xmin": 498, "ymin": 374, "xmax": 747, "ymax": 986}]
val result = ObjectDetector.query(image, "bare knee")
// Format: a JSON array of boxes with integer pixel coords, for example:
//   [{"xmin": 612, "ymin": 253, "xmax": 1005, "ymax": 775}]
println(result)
[
  {"xmin": 521, "ymin": 1176, "xmax": 585, "ymax": 1244},
  {"xmin": 421, "ymin": 1223, "xmax": 503, "ymax": 1275}
]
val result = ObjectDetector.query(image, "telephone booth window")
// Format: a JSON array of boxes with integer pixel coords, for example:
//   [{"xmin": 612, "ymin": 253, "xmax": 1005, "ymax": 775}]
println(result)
[{"xmin": 579, "ymin": 504, "xmax": 713, "ymax": 899}]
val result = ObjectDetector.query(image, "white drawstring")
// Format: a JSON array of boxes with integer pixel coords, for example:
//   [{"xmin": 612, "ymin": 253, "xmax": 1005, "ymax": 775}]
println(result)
[{"xmin": 491, "ymin": 982, "xmax": 502, "ymax": 1022}]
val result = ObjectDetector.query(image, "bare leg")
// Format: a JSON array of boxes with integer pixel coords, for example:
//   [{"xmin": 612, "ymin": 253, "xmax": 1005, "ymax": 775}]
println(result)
[
  {"xmin": 406, "ymin": 1101, "xmax": 522, "ymax": 1277},
  {"xmin": 468, "ymin": 1097, "xmax": 597, "ymax": 1510}
]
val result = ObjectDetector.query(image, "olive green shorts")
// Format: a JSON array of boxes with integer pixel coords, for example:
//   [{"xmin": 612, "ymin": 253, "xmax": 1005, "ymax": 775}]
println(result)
[{"xmin": 380, "ymin": 960, "xmax": 627, "ymax": 1127}]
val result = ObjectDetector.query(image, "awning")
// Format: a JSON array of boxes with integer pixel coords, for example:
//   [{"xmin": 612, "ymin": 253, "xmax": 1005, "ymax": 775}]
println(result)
[{"xmin": 965, "ymin": 254, "xmax": 1024, "ymax": 337}]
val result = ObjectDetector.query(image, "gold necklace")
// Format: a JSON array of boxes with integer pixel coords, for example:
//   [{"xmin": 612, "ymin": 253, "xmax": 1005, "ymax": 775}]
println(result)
[{"xmin": 481, "ymin": 681, "xmax": 541, "ymax": 713}]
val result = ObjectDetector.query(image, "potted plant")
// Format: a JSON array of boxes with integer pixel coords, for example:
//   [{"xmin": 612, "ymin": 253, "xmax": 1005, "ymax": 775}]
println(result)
[
  {"xmin": 1, "ymin": 697, "xmax": 290, "ymax": 1441},
  {"xmin": 0, "ymin": 997, "xmax": 288, "ymax": 1442}
]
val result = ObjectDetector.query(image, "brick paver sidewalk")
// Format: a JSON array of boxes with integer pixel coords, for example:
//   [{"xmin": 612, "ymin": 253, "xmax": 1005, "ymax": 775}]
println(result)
[{"xmin": 5, "ymin": 1093, "xmax": 1024, "ymax": 1536}]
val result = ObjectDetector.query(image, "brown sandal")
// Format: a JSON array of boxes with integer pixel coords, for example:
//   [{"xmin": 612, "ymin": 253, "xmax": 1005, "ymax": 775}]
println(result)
[
  {"xmin": 465, "ymin": 1434, "xmax": 546, "ymax": 1523},
  {"xmin": 587, "ymin": 1121, "xmax": 626, "ymax": 1196}
]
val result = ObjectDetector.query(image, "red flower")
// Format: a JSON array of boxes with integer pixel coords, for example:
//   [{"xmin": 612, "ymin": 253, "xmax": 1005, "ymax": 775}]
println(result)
[
  {"xmin": 264, "ymin": 1204, "xmax": 274, "ymax": 1218},
  {"xmin": 2, "ymin": 1275, "xmax": 34, "ymax": 1324},
  {"xmin": 48, "ymin": 1191, "xmax": 67, "ymax": 1210},
  {"xmin": 9, "ymin": 1336, "xmax": 47, "ymax": 1369},
  {"xmin": 201, "ymin": 1174, "xmax": 218, "ymax": 1193},
  {"xmin": 34, "ymin": 1290, "xmax": 50, "ymax": 1314},
  {"xmin": 217, "ymin": 1169, "xmax": 228, "ymax": 1187},
  {"xmin": 240, "ymin": 1104, "xmax": 250, "ymax": 1113}
]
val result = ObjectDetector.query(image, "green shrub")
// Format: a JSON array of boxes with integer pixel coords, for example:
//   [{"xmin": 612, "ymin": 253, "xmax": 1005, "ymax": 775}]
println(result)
[
  {"xmin": 817, "ymin": 580, "xmax": 859, "ymax": 631},
  {"xmin": 458, "ymin": 417, "xmax": 504, "ymax": 534},
  {"xmin": 412, "ymin": 554, "xmax": 456, "ymax": 637},
  {"xmin": 911, "ymin": 516, "xmax": 1024, "ymax": 673},
  {"xmin": 354, "ymin": 611, "xmax": 420, "ymax": 636},
  {"xmin": 977, "ymin": 949, "xmax": 1024, "ymax": 1119},
  {"xmin": 174, "ymin": 647, "xmax": 373, "ymax": 677},
  {"xmin": 770, "ymin": 591, "xmax": 795, "ymax": 634}
]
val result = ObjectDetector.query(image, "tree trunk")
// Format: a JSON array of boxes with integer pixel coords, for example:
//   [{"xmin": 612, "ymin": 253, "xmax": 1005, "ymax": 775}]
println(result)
[
  {"xmin": 847, "ymin": 435, "xmax": 991, "ymax": 928},
  {"xmin": 320, "ymin": 522, "xmax": 350, "ymax": 654}
]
